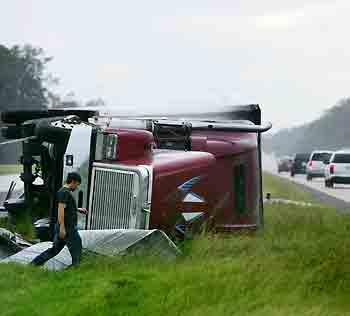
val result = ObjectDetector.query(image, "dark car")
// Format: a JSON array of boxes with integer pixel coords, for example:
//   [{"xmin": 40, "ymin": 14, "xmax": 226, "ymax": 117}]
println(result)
[
  {"xmin": 277, "ymin": 156, "xmax": 293, "ymax": 173},
  {"xmin": 290, "ymin": 153, "xmax": 310, "ymax": 177}
]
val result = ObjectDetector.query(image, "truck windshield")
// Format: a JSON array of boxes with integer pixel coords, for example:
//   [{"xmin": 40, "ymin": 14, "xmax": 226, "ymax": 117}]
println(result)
[
  {"xmin": 311, "ymin": 153, "xmax": 332, "ymax": 161},
  {"xmin": 333, "ymin": 154, "xmax": 350, "ymax": 163}
]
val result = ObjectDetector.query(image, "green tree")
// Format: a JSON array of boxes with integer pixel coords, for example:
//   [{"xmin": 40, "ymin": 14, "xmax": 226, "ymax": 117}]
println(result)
[
  {"xmin": 263, "ymin": 98, "xmax": 350, "ymax": 156},
  {"xmin": 0, "ymin": 44, "xmax": 55, "ymax": 111},
  {"xmin": 0, "ymin": 44, "xmax": 56, "ymax": 163}
]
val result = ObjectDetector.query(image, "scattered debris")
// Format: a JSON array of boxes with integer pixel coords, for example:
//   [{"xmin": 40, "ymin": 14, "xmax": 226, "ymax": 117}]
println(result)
[
  {"xmin": 2, "ymin": 242, "xmax": 70, "ymax": 270},
  {"xmin": 264, "ymin": 198, "xmax": 313, "ymax": 207},
  {"xmin": 0, "ymin": 228, "xmax": 32, "ymax": 252},
  {"xmin": 2, "ymin": 229, "xmax": 181, "ymax": 270},
  {"xmin": 264, "ymin": 192, "xmax": 313, "ymax": 207}
]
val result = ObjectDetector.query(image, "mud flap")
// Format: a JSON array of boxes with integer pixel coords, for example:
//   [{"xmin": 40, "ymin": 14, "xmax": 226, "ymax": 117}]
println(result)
[{"xmin": 1, "ymin": 229, "xmax": 180, "ymax": 270}]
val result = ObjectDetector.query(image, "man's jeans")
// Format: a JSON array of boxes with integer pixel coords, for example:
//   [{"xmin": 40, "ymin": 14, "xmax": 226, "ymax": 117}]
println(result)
[{"xmin": 31, "ymin": 225, "xmax": 82, "ymax": 266}]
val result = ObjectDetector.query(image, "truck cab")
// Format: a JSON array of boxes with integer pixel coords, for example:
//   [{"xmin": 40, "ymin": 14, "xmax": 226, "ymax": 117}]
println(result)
[{"xmin": 0, "ymin": 105, "xmax": 271, "ymax": 240}]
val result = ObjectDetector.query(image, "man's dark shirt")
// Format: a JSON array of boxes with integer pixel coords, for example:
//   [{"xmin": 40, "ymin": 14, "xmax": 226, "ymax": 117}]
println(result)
[{"xmin": 56, "ymin": 187, "xmax": 78, "ymax": 230}]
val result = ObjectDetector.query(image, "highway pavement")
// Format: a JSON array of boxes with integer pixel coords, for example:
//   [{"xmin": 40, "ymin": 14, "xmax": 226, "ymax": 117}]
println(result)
[{"xmin": 263, "ymin": 153, "xmax": 350, "ymax": 208}]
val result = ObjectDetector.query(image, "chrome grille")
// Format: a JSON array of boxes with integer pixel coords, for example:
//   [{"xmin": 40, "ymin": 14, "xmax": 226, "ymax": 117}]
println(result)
[{"xmin": 89, "ymin": 168, "xmax": 137, "ymax": 229}]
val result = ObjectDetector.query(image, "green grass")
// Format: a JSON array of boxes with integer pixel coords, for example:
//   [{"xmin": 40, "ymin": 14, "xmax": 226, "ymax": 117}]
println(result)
[
  {"xmin": 263, "ymin": 172, "xmax": 313, "ymax": 202},
  {"xmin": 0, "ymin": 164, "xmax": 22, "ymax": 175},
  {"xmin": 1, "ymin": 174, "xmax": 350, "ymax": 315}
]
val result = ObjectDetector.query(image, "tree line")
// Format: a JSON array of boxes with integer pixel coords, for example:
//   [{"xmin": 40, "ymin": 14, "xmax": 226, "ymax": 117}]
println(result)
[{"xmin": 263, "ymin": 98, "xmax": 350, "ymax": 156}]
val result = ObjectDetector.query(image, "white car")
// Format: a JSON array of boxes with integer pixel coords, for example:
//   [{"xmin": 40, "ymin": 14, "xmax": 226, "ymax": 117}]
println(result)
[
  {"xmin": 325, "ymin": 150, "xmax": 350, "ymax": 187},
  {"xmin": 306, "ymin": 150, "xmax": 333, "ymax": 181}
]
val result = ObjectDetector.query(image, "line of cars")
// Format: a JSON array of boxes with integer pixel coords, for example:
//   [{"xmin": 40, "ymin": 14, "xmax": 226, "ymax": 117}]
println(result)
[{"xmin": 277, "ymin": 149, "xmax": 350, "ymax": 188}]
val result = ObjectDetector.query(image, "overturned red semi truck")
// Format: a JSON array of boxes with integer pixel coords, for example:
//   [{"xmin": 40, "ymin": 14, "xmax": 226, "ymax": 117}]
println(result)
[{"xmin": 0, "ymin": 105, "xmax": 271, "ymax": 240}]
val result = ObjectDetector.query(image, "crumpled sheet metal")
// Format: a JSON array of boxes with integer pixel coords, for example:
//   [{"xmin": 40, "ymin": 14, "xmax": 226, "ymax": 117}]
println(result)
[
  {"xmin": 2, "ymin": 229, "xmax": 180, "ymax": 270},
  {"xmin": 2, "ymin": 242, "xmax": 72, "ymax": 271},
  {"xmin": 0, "ymin": 228, "xmax": 32, "ymax": 252},
  {"xmin": 80, "ymin": 229, "xmax": 180, "ymax": 258}
]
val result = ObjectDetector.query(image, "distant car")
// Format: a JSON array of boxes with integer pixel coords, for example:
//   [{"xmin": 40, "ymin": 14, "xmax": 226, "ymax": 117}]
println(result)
[
  {"xmin": 324, "ymin": 150, "xmax": 350, "ymax": 187},
  {"xmin": 277, "ymin": 156, "xmax": 293, "ymax": 173},
  {"xmin": 306, "ymin": 150, "xmax": 333, "ymax": 181},
  {"xmin": 290, "ymin": 153, "xmax": 310, "ymax": 177}
]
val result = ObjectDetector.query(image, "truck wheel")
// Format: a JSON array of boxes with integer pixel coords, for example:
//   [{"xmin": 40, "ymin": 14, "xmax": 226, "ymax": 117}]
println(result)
[
  {"xmin": 1, "ymin": 109, "xmax": 48, "ymax": 124},
  {"xmin": 307, "ymin": 175, "xmax": 312, "ymax": 181},
  {"xmin": 325, "ymin": 180, "xmax": 330, "ymax": 188},
  {"xmin": 34, "ymin": 117, "xmax": 71, "ymax": 143},
  {"xmin": 329, "ymin": 180, "xmax": 334, "ymax": 188},
  {"xmin": 291, "ymin": 172, "xmax": 295, "ymax": 177}
]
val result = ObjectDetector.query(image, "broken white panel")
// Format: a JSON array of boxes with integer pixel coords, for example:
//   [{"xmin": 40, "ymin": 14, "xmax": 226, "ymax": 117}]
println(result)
[
  {"xmin": 1, "ymin": 229, "xmax": 180, "ymax": 271},
  {"xmin": 79, "ymin": 229, "xmax": 180, "ymax": 258},
  {"xmin": 2, "ymin": 242, "xmax": 71, "ymax": 271}
]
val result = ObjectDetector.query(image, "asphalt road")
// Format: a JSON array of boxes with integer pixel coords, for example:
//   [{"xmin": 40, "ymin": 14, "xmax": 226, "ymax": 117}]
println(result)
[{"xmin": 263, "ymin": 153, "xmax": 350, "ymax": 210}]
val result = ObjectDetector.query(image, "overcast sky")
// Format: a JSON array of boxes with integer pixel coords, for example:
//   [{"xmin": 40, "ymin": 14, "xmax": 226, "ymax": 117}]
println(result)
[{"xmin": 1, "ymin": 0, "xmax": 350, "ymax": 130}]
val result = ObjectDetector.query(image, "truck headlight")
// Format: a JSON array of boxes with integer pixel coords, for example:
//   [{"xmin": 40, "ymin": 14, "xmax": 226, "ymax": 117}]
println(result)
[{"xmin": 103, "ymin": 134, "xmax": 118, "ymax": 160}]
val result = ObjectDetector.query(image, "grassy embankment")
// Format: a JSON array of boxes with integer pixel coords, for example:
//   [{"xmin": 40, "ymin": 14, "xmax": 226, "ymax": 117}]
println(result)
[
  {"xmin": 263, "ymin": 172, "xmax": 312, "ymax": 202},
  {"xmin": 0, "ymin": 164, "xmax": 22, "ymax": 175},
  {"xmin": 1, "ymin": 173, "xmax": 350, "ymax": 315}
]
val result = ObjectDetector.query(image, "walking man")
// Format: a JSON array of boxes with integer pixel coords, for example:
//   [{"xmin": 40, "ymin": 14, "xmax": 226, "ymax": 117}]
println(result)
[{"xmin": 31, "ymin": 172, "xmax": 88, "ymax": 267}]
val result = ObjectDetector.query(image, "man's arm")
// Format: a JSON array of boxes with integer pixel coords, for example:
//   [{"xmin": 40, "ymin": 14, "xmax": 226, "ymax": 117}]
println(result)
[{"xmin": 58, "ymin": 202, "xmax": 66, "ymax": 239}]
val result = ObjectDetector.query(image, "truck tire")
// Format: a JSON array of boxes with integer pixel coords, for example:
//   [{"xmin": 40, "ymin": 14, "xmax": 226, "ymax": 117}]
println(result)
[
  {"xmin": 34, "ymin": 117, "xmax": 71, "ymax": 143},
  {"xmin": 1, "ymin": 109, "xmax": 48, "ymax": 124},
  {"xmin": 291, "ymin": 171, "xmax": 295, "ymax": 177},
  {"xmin": 306, "ymin": 174, "xmax": 312, "ymax": 181},
  {"xmin": 1, "ymin": 109, "xmax": 97, "ymax": 124}
]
